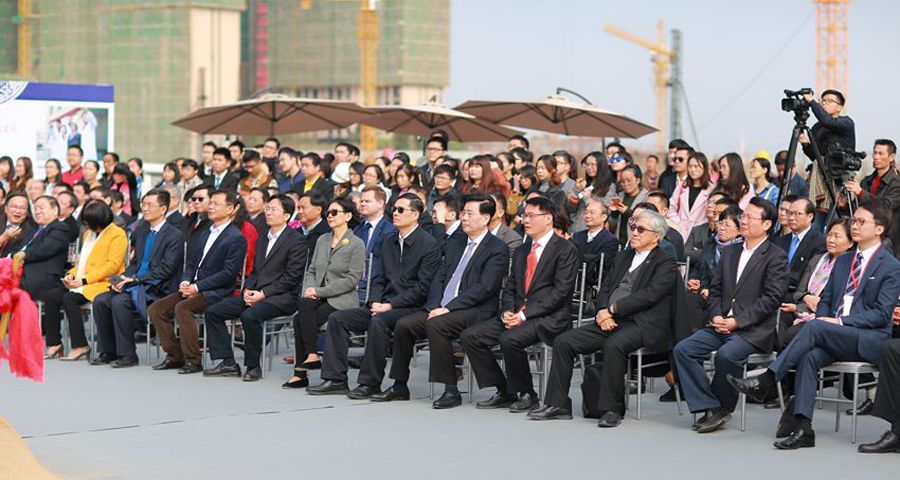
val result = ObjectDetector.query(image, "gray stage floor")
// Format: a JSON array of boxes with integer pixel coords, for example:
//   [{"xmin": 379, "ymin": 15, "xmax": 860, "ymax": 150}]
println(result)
[{"xmin": 4, "ymin": 346, "xmax": 897, "ymax": 479}]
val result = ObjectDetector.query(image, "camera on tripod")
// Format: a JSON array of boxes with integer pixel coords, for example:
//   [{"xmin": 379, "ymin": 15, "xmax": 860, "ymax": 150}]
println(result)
[
  {"xmin": 826, "ymin": 147, "xmax": 865, "ymax": 179},
  {"xmin": 781, "ymin": 88, "xmax": 814, "ymax": 113}
]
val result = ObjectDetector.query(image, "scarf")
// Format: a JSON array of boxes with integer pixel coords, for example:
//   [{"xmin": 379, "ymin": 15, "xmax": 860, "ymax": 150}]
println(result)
[
  {"xmin": 715, "ymin": 237, "xmax": 743, "ymax": 264},
  {"xmin": 806, "ymin": 253, "xmax": 835, "ymax": 296}
]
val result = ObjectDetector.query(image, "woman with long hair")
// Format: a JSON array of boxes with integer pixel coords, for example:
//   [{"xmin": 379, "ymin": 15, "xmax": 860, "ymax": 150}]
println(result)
[
  {"xmin": 110, "ymin": 163, "xmax": 140, "ymax": 217},
  {"xmin": 391, "ymin": 164, "xmax": 419, "ymax": 199},
  {"xmin": 749, "ymin": 157, "xmax": 780, "ymax": 204},
  {"xmin": 0, "ymin": 156, "xmax": 14, "ymax": 191},
  {"xmin": 715, "ymin": 152, "xmax": 754, "ymax": 209},
  {"xmin": 44, "ymin": 158, "xmax": 63, "ymax": 195},
  {"xmin": 535, "ymin": 154, "xmax": 568, "ymax": 216},
  {"xmin": 82, "ymin": 160, "xmax": 102, "ymax": 190},
  {"xmin": 463, "ymin": 155, "xmax": 503, "ymax": 196},
  {"xmin": 363, "ymin": 163, "xmax": 391, "ymax": 200},
  {"xmin": 668, "ymin": 151, "xmax": 716, "ymax": 240},
  {"xmin": 9, "ymin": 156, "xmax": 33, "ymax": 192},
  {"xmin": 349, "ymin": 161, "xmax": 366, "ymax": 193}
]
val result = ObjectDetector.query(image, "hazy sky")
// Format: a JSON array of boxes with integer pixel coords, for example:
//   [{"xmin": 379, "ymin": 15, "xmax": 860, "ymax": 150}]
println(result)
[{"xmin": 445, "ymin": 0, "xmax": 898, "ymax": 157}]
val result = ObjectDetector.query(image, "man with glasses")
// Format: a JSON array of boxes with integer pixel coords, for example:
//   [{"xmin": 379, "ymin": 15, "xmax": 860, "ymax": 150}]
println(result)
[
  {"xmin": 426, "ymin": 164, "xmax": 458, "ymax": 211},
  {"xmin": 91, "ymin": 189, "xmax": 185, "ymax": 368},
  {"xmin": 674, "ymin": 197, "xmax": 789, "ymax": 434},
  {"xmin": 353, "ymin": 186, "xmax": 397, "ymax": 304},
  {"xmin": 418, "ymin": 136, "xmax": 447, "ymax": 188},
  {"xmin": 775, "ymin": 198, "xmax": 826, "ymax": 328},
  {"xmin": 203, "ymin": 195, "xmax": 307, "ymax": 382},
  {"xmin": 799, "ymin": 89, "xmax": 855, "ymax": 222},
  {"xmin": 659, "ymin": 141, "xmax": 693, "ymax": 199},
  {"xmin": 184, "ymin": 185, "xmax": 213, "ymax": 260},
  {"xmin": 0, "ymin": 191, "xmax": 36, "ymax": 257},
  {"xmin": 309, "ymin": 193, "xmax": 440, "ymax": 397},
  {"xmin": 19, "ymin": 196, "xmax": 70, "ymax": 305},
  {"xmin": 731, "ymin": 198, "xmax": 900, "ymax": 449},
  {"xmin": 530, "ymin": 210, "xmax": 677, "ymax": 426},
  {"xmin": 461, "ymin": 196, "xmax": 580, "ymax": 413},
  {"xmin": 571, "ymin": 198, "xmax": 618, "ymax": 282},
  {"xmin": 609, "ymin": 166, "xmax": 648, "ymax": 248}
]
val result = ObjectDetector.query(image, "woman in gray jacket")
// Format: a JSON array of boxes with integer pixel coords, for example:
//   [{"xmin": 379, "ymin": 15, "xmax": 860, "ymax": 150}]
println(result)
[{"xmin": 284, "ymin": 195, "xmax": 365, "ymax": 388}]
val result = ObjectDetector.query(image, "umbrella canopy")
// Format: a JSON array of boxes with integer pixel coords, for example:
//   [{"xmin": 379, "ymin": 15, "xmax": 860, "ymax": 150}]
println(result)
[
  {"xmin": 171, "ymin": 94, "xmax": 373, "ymax": 136},
  {"xmin": 360, "ymin": 102, "xmax": 522, "ymax": 142},
  {"xmin": 455, "ymin": 94, "xmax": 657, "ymax": 139}
]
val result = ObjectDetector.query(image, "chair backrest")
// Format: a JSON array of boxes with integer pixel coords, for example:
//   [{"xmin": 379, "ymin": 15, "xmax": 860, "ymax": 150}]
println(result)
[{"xmin": 238, "ymin": 253, "xmax": 249, "ymax": 291}]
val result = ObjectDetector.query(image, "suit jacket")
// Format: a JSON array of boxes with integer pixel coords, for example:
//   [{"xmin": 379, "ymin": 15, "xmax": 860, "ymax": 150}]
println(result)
[
  {"xmin": 686, "ymin": 223, "xmax": 714, "ymax": 266},
  {"xmin": 244, "ymin": 227, "xmax": 307, "ymax": 312},
  {"xmin": 0, "ymin": 219, "xmax": 37, "ymax": 257},
  {"xmin": 707, "ymin": 240, "xmax": 790, "ymax": 352},
  {"xmin": 299, "ymin": 176, "xmax": 334, "ymax": 202},
  {"xmin": 68, "ymin": 225, "xmax": 128, "ymax": 301},
  {"xmin": 249, "ymin": 214, "xmax": 268, "ymax": 235},
  {"xmin": 570, "ymin": 228, "xmax": 618, "ymax": 285},
  {"xmin": 62, "ymin": 215, "xmax": 80, "ymax": 244},
  {"xmin": 595, "ymin": 247, "xmax": 679, "ymax": 352},
  {"xmin": 774, "ymin": 229, "xmax": 827, "ymax": 292},
  {"xmin": 425, "ymin": 232, "xmax": 509, "ymax": 326},
  {"xmin": 303, "ymin": 230, "xmax": 365, "ymax": 310},
  {"xmin": 493, "ymin": 222, "xmax": 523, "ymax": 258},
  {"xmin": 165, "ymin": 211, "xmax": 187, "ymax": 233},
  {"xmin": 354, "ymin": 216, "xmax": 398, "ymax": 299},
  {"xmin": 368, "ymin": 225, "xmax": 441, "ymax": 308},
  {"xmin": 298, "ymin": 219, "xmax": 331, "ymax": 262},
  {"xmin": 183, "ymin": 223, "xmax": 247, "ymax": 305},
  {"xmin": 21, "ymin": 220, "xmax": 70, "ymax": 297},
  {"xmin": 856, "ymin": 169, "xmax": 900, "ymax": 258},
  {"xmin": 184, "ymin": 213, "xmax": 211, "ymax": 264},
  {"xmin": 125, "ymin": 221, "xmax": 185, "ymax": 298},
  {"xmin": 817, "ymin": 246, "xmax": 900, "ymax": 364},
  {"xmin": 203, "ymin": 170, "xmax": 240, "ymax": 192},
  {"xmin": 665, "ymin": 227, "xmax": 686, "ymax": 262},
  {"xmin": 502, "ymin": 233, "xmax": 580, "ymax": 342}
]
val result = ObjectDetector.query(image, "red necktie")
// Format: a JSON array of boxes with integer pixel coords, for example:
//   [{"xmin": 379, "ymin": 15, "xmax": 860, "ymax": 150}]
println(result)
[{"xmin": 524, "ymin": 241, "xmax": 540, "ymax": 294}]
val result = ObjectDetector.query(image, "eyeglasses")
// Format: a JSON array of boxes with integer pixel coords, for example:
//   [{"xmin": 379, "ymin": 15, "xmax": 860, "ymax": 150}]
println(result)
[
  {"xmin": 786, "ymin": 210, "xmax": 810, "ymax": 217},
  {"xmin": 426, "ymin": 147, "xmax": 444, "ymax": 153},
  {"xmin": 521, "ymin": 212, "xmax": 550, "ymax": 221},
  {"xmin": 608, "ymin": 155, "xmax": 624, "ymax": 164},
  {"xmin": 629, "ymin": 223, "xmax": 655, "ymax": 235},
  {"xmin": 263, "ymin": 206, "xmax": 283, "ymax": 214},
  {"xmin": 326, "ymin": 209, "xmax": 346, "ymax": 217},
  {"xmin": 851, "ymin": 218, "xmax": 877, "ymax": 227},
  {"xmin": 737, "ymin": 214, "xmax": 763, "ymax": 223},
  {"xmin": 140, "ymin": 201, "xmax": 161, "ymax": 209},
  {"xmin": 716, "ymin": 220, "xmax": 737, "ymax": 228},
  {"xmin": 392, "ymin": 206, "xmax": 410, "ymax": 215},
  {"xmin": 190, "ymin": 196, "xmax": 207, "ymax": 202},
  {"xmin": 821, "ymin": 97, "xmax": 842, "ymax": 106}
]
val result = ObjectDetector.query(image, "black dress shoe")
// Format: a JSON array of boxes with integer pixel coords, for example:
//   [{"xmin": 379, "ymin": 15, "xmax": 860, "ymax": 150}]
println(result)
[
  {"xmin": 659, "ymin": 387, "xmax": 678, "ymax": 403},
  {"xmin": 90, "ymin": 353, "xmax": 117, "ymax": 366},
  {"xmin": 774, "ymin": 425, "xmax": 815, "ymax": 450},
  {"xmin": 509, "ymin": 392, "xmax": 539, "ymax": 413},
  {"xmin": 727, "ymin": 373, "xmax": 772, "ymax": 404},
  {"xmin": 845, "ymin": 398, "xmax": 874, "ymax": 416},
  {"xmin": 858, "ymin": 431, "xmax": 900, "ymax": 454},
  {"xmin": 598, "ymin": 411, "xmax": 622, "ymax": 428},
  {"xmin": 695, "ymin": 408, "xmax": 731, "ymax": 434},
  {"xmin": 775, "ymin": 398, "xmax": 798, "ymax": 438},
  {"xmin": 347, "ymin": 384, "xmax": 381, "ymax": 400},
  {"xmin": 152, "ymin": 359, "xmax": 184, "ymax": 371},
  {"xmin": 178, "ymin": 363, "xmax": 203, "ymax": 374},
  {"xmin": 692, "ymin": 412, "xmax": 711, "ymax": 431},
  {"xmin": 432, "ymin": 392, "xmax": 463, "ymax": 409},
  {"xmin": 527, "ymin": 405, "xmax": 573, "ymax": 420},
  {"xmin": 282, "ymin": 377, "xmax": 310, "ymax": 389},
  {"xmin": 475, "ymin": 391, "xmax": 518, "ymax": 409},
  {"xmin": 370, "ymin": 386, "xmax": 411, "ymax": 402},
  {"xmin": 110, "ymin": 357, "xmax": 138, "ymax": 368},
  {"xmin": 242, "ymin": 366, "xmax": 261, "ymax": 382},
  {"xmin": 307, "ymin": 380, "xmax": 350, "ymax": 395},
  {"xmin": 203, "ymin": 361, "xmax": 241, "ymax": 377}
]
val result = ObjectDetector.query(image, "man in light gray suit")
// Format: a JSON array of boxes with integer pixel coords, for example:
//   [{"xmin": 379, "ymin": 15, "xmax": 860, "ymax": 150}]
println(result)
[{"xmin": 489, "ymin": 192, "xmax": 522, "ymax": 257}]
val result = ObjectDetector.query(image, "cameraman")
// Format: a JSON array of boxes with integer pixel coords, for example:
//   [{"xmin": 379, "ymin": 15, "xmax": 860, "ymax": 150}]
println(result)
[
  {"xmin": 799, "ymin": 89, "xmax": 855, "ymax": 159},
  {"xmin": 846, "ymin": 139, "xmax": 900, "ymax": 255}
]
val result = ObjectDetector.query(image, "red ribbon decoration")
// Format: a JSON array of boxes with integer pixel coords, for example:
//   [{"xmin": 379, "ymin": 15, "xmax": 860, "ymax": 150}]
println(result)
[{"xmin": 0, "ymin": 257, "xmax": 44, "ymax": 382}]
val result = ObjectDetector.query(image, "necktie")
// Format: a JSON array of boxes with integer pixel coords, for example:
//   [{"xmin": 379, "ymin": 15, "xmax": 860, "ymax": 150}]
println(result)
[
  {"xmin": 833, "ymin": 250, "xmax": 865, "ymax": 316},
  {"xmin": 441, "ymin": 241, "xmax": 477, "ymax": 307},
  {"xmin": 362, "ymin": 222, "xmax": 373, "ymax": 249},
  {"xmin": 215, "ymin": 175, "xmax": 222, "ymax": 189},
  {"xmin": 524, "ymin": 242, "xmax": 540, "ymax": 294},
  {"xmin": 398, "ymin": 236, "xmax": 404, "ymax": 261},
  {"xmin": 137, "ymin": 230, "xmax": 158, "ymax": 276},
  {"xmin": 787, "ymin": 234, "xmax": 800, "ymax": 263}
]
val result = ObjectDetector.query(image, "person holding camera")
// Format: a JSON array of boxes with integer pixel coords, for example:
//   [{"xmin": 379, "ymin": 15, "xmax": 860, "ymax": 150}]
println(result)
[
  {"xmin": 799, "ymin": 89, "xmax": 855, "ymax": 220},
  {"xmin": 845, "ymin": 139, "xmax": 900, "ymax": 256}
]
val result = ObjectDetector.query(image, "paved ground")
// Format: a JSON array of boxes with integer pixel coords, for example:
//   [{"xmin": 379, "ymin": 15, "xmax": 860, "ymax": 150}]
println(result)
[{"xmin": 4, "ymin": 347, "xmax": 898, "ymax": 480}]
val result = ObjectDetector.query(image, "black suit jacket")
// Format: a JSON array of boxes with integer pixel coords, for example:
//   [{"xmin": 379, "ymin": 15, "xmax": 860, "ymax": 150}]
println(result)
[
  {"xmin": 707, "ymin": 240, "xmax": 790, "ymax": 352},
  {"xmin": 126, "ymin": 221, "xmax": 185, "ymax": 298},
  {"xmin": 165, "ymin": 211, "xmax": 187, "ymax": 233},
  {"xmin": 20, "ymin": 220, "xmax": 70, "ymax": 297},
  {"xmin": 62, "ymin": 215, "xmax": 80, "ymax": 244},
  {"xmin": 774, "ymin": 229, "xmax": 827, "ymax": 292},
  {"xmin": 570, "ymin": 228, "xmax": 619, "ymax": 286},
  {"xmin": 666, "ymin": 228, "xmax": 686, "ymax": 262},
  {"xmin": 184, "ymin": 213, "xmax": 212, "ymax": 265},
  {"xmin": 425, "ymin": 233, "xmax": 509, "ymax": 326},
  {"xmin": 502, "ymin": 233, "xmax": 580, "ymax": 342},
  {"xmin": 244, "ymin": 227, "xmax": 307, "ymax": 312},
  {"xmin": 298, "ymin": 220, "xmax": 331, "ymax": 261},
  {"xmin": 183, "ymin": 224, "xmax": 248, "ymax": 304},
  {"xmin": 249, "ymin": 214, "xmax": 268, "ymax": 235},
  {"xmin": 368, "ymin": 226, "xmax": 441, "ymax": 308},
  {"xmin": 203, "ymin": 171, "xmax": 240, "ymax": 192},
  {"xmin": 595, "ymin": 247, "xmax": 679, "ymax": 352},
  {"xmin": 298, "ymin": 176, "xmax": 334, "ymax": 202}
]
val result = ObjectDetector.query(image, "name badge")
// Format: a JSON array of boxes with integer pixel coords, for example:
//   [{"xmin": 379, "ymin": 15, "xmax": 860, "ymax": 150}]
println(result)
[{"xmin": 842, "ymin": 295, "xmax": 853, "ymax": 316}]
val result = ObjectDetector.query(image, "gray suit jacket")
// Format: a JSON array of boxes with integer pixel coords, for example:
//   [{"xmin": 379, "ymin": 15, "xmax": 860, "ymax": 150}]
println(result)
[
  {"xmin": 302, "ymin": 229, "xmax": 365, "ymax": 310},
  {"xmin": 494, "ymin": 222, "xmax": 523, "ymax": 257}
]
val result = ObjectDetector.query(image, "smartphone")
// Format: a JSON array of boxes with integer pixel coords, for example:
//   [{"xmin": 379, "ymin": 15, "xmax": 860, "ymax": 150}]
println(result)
[{"xmin": 109, "ymin": 274, "xmax": 123, "ymax": 285}]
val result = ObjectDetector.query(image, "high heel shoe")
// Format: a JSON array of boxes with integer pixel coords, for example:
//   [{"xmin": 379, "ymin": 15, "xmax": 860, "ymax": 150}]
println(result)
[
  {"xmin": 282, "ymin": 376, "xmax": 310, "ymax": 389},
  {"xmin": 60, "ymin": 348, "xmax": 90, "ymax": 362},
  {"xmin": 301, "ymin": 359, "xmax": 322, "ymax": 370},
  {"xmin": 44, "ymin": 345, "xmax": 64, "ymax": 359}
]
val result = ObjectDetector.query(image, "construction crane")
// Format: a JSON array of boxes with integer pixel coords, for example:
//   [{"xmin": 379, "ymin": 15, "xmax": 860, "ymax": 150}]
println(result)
[
  {"xmin": 302, "ymin": 0, "xmax": 379, "ymax": 156},
  {"xmin": 603, "ymin": 20, "xmax": 681, "ymax": 154},
  {"xmin": 814, "ymin": 0, "xmax": 850, "ymax": 96}
]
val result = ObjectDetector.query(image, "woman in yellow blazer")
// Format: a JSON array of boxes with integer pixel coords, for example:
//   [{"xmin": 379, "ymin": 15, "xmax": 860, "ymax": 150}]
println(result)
[{"xmin": 43, "ymin": 200, "xmax": 127, "ymax": 361}]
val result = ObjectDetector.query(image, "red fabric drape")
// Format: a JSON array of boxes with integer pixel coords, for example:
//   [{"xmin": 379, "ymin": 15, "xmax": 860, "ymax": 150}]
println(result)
[{"xmin": 0, "ymin": 257, "xmax": 44, "ymax": 382}]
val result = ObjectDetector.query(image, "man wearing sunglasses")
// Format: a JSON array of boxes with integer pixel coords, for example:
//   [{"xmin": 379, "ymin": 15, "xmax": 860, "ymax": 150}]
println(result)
[
  {"xmin": 183, "ymin": 185, "xmax": 213, "ymax": 260},
  {"xmin": 658, "ymin": 139, "xmax": 693, "ymax": 199},
  {"xmin": 309, "ymin": 193, "xmax": 441, "ymax": 397}
]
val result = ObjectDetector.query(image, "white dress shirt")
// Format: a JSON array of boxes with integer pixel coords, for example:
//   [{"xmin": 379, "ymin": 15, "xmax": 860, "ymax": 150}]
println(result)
[
  {"xmin": 197, "ymin": 223, "xmax": 227, "ymax": 279},
  {"xmin": 265, "ymin": 225, "xmax": 286, "ymax": 259},
  {"xmin": 629, "ymin": 248, "xmax": 652, "ymax": 272}
]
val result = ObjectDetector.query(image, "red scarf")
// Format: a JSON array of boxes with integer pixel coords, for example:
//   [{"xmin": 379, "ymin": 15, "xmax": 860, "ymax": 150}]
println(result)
[{"xmin": 0, "ymin": 257, "xmax": 44, "ymax": 382}]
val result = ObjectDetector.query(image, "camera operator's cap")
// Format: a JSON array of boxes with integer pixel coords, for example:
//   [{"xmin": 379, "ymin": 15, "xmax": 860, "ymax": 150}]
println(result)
[{"xmin": 755, "ymin": 150, "xmax": 770, "ymax": 160}]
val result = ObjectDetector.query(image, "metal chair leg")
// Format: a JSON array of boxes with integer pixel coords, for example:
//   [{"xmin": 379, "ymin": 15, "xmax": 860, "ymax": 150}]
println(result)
[
  {"xmin": 636, "ymin": 350, "xmax": 644, "ymax": 420},
  {"xmin": 835, "ymin": 374, "xmax": 843, "ymax": 433},
  {"xmin": 740, "ymin": 363, "xmax": 748, "ymax": 432},
  {"xmin": 851, "ymin": 372, "xmax": 859, "ymax": 444},
  {"xmin": 674, "ymin": 383, "xmax": 684, "ymax": 416}
]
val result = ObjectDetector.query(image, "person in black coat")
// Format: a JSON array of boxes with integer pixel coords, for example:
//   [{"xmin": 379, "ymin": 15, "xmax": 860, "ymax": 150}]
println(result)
[
  {"xmin": 56, "ymin": 190, "xmax": 81, "ymax": 244},
  {"xmin": 773, "ymin": 198, "xmax": 827, "ymax": 295},
  {"xmin": 20, "ymin": 197, "xmax": 70, "ymax": 300},
  {"xmin": 183, "ymin": 185, "xmax": 214, "ymax": 263},
  {"xmin": 203, "ymin": 194, "xmax": 308, "ymax": 381},
  {"xmin": 0, "ymin": 191, "xmax": 36, "ymax": 258},
  {"xmin": 461, "ymin": 196, "xmax": 580, "ymax": 413},
  {"xmin": 674, "ymin": 198, "xmax": 789, "ymax": 434},
  {"xmin": 378, "ymin": 194, "xmax": 510, "ymax": 408},
  {"xmin": 570, "ymin": 198, "xmax": 619, "ymax": 287},
  {"xmin": 530, "ymin": 210, "xmax": 677, "ymax": 426},
  {"xmin": 202, "ymin": 147, "xmax": 241, "ymax": 192},
  {"xmin": 92, "ymin": 189, "xmax": 185, "ymax": 367},
  {"xmin": 296, "ymin": 152, "xmax": 333, "ymax": 202},
  {"xmin": 859, "ymin": 338, "xmax": 900, "ymax": 453},
  {"xmin": 309, "ymin": 193, "xmax": 441, "ymax": 398},
  {"xmin": 297, "ymin": 192, "xmax": 331, "ymax": 260}
]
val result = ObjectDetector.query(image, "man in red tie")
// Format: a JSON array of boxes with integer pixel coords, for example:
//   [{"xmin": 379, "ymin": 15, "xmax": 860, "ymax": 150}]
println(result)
[{"xmin": 461, "ymin": 196, "xmax": 580, "ymax": 413}]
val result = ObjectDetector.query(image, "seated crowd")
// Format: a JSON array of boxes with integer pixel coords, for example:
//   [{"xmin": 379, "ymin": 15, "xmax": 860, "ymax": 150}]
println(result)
[{"xmin": 2, "ymin": 131, "xmax": 900, "ymax": 454}]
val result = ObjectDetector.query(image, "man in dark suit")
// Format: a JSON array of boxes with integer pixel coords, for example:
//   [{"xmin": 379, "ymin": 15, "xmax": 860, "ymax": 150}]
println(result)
[
  {"xmin": 488, "ymin": 192, "xmax": 523, "ymax": 257},
  {"xmin": 570, "ymin": 198, "xmax": 619, "ymax": 284},
  {"xmin": 409, "ymin": 186, "xmax": 447, "ymax": 242},
  {"xmin": 297, "ymin": 192, "xmax": 331, "ymax": 259},
  {"xmin": 92, "ymin": 189, "xmax": 185, "ymax": 368},
  {"xmin": 246, "ymin": 187, "xmax": 270, "ymax": 235},
  {"xmin": 308, "ymin": 193, "xmax": 440, "ymax": 397},
  {"xmin": 20, "ymin": 196, "xmax": 70, "ymax": 302},
  {"xmin": 297, "ymin": 152, "xmax": 333, "ymax": 201},
  {"xmin": 730, "ymin": 199, "xmax": 900, "ymax": 449},
  {"xmin": 354, "ymin": 186, "xmax": 397, "ymax": 304},
  {"xmin": 0, "ymin": 191, "xmax": 37, "ymax": 258},
  {"xmin": 56, "ymin": 191, "xmax": 81, "ymax": 244},
  {"xmin": 530, "ymin": 210, "xmax": 678, "ymax": 426},
  {"xmin": 673, "ymin": 197, "xmax": 789, "ymax": 433},
  {"xmin": 204, "ymin": 194, "xmax": 307, "ymax": 381},
  {"xmin": 375, "ymin": 194, "xmax": 509, "ymax": 408},
  {"xmin": 686, "ymin": 193, "xmax": 728, "ymax": 266},
  {"xmin": 657, "ymin": 141, "xmax": 692, "ymax": 199},
  {"xmin": 858, "ymin": 338, "xmax": 900, "ymax": 453},
  {"xmin": 774, "ymin": 197, "xmax": 827, "ymax": 295},
  {"xmin": 184, "ymin": 185, "xmax": 213, "ymax": 260},
  {"xmin": 844, "ymin": 139, "xmax": 900, "ymax": 257},
  {"xmin": 148, "ymin": 190, "xmax": 247, "ymax": 374},
  {"xmin": 461, "ymin": 196, "xmax": 580, "ymax": 413},
  {"xmin": 202, "ymin": 147, "xmax": 240, "ymax": 192}
]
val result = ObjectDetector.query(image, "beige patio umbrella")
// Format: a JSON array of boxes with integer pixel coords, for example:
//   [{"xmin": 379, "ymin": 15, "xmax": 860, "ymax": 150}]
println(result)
[
  {"xmin": 171, "ymin": 94, "xmax": 373, "ymax": 136},
  {"xmin": 455, "ymin": 94, "xmax": 657, "ymax": 138},
  {"xmin": 360, "ymin": 102, "xmax": 523, "ymax": 142}
]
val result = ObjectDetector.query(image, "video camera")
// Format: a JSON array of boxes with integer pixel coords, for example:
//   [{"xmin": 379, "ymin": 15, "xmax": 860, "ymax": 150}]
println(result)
[
  {"xmin": 826, "ymin": 147, "xmax": 865, "ymax": 179},
  {"xmin": 781, "ymin": 88, "xmax": 814, "ymax": 114}
]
